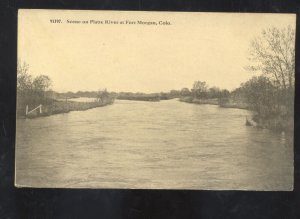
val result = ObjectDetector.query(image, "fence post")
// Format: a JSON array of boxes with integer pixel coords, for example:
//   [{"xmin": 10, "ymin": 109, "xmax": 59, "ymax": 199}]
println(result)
[{"xmin": 26, "ymin": 104, "xmax": 42, "ymax": 116}]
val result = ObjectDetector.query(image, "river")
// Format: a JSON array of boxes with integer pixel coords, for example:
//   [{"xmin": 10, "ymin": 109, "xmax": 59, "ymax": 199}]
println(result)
[{"xmin": 15, "ymin": 99, "xmax": 293, "ymax": 190}]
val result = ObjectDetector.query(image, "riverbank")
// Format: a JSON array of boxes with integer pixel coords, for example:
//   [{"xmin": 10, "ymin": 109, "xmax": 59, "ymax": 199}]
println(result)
[
  {"xmin": 179, "ymin": 96, "xmax": 219, "ymax": 105},
  {"xmin": 250, "ymin": 114, "xmax": 294, "ymax": 133},
  {"xmin": 19, "ymin": 98, "xmax": 115, "ymax": 119},
  {"xmin": 179, "ymin": 96, "xmax": 294, "ymax": 132},
  {"xmin": 218, "ymin": 99, "xmax": 249, "ymax": 110},
  {"xmin": 179, "ymin": 96, "xmax": 248, "ymax": 109},
  {"xmin": 117, "ymin": 94, "xmax": 160, "ymax": 102}
]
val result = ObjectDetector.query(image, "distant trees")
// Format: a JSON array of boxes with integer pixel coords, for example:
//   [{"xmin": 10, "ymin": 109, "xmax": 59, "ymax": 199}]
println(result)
[
  {"xmin": 180, "ymin": 88, "xmax": 191, "ymax": 96},
  {"xmin": 208, "ymin": 87, "xmax": 220, "ymax": 97},
  {"xmin": 186, "ymin": 81, "xmax": 229, "ymax": 99},
  {"xmin": 247, "ymin": 26, "xmax": 295, "ymax": 114},
  {"xmin": 192, "ymin": 81, "xmax": 208, "ymax": 98},
  {"xmin": 169, "ymin": 89, "xmax": 180, "ymax": 97}
]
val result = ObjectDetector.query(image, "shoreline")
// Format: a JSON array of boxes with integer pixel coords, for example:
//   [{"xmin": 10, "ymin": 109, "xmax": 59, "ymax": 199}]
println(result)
[
  {"xmin": 117, "ymin": 97, "xmax": 160, "ymax": 102},
  {"xmin": 179, "ymin": 96, "xmax": 219, "ymax": 105},
  {"xmin": 179, "ymin": 96, "xmax": 249, "ymax": 110},
  {"xmin": 179, "ymin": 97, "xmax": 293, "ymax": 133},
  {"xmin": 18, "ymin": 98, "xmax": 115, "ymax": 119},
  {"xmin": 250, "ymin": 114, "xmax": 294, "ymax": 133},
  {"xmin": 117, "ymin": 95, "xmax": 160, "ymax": 102}
]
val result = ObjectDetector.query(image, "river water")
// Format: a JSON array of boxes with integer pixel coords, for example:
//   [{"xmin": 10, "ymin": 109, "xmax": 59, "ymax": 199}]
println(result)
[{"xmin": 15, "ymin": 99, "xmax": 293, "ymax": 190}]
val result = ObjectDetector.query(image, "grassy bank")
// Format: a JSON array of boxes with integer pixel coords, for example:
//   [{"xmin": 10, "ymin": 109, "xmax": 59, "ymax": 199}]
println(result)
[
  {"xmin": 117, "ymin": 94, "xmax": 160, "ymax": 102},
  {"xmin": 179, "ymin": 96, "xmax": 219, "ymax": 105},
  {"xmin": 251, "ymin": 114, "xmax": 294, "ymax": 133},
  {"xmin": 218, "ymin": 99, "xmax": 249, "ymax": 110},
  {"xmin": 179, "ymin": 96, "xmax": 249, "ymax": 110},
  {"xmin": 18, "ymin": 98, "xmax": 115, "ymax": 119}
]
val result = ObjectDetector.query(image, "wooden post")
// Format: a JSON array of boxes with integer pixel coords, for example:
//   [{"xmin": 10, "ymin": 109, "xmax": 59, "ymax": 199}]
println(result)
[
  {"xmin": 26, "ymin": 105, "xmax": 28, "ymax": 115},
  {"xmin": 40, "ymin": 104, "xmax": 42, "ymax": 114}
]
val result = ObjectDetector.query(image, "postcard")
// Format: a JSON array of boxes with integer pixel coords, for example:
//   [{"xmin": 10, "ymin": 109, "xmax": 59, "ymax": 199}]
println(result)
[{"xmin": 16, "ymin": 9, "xmax": 295, "ymax": 190}]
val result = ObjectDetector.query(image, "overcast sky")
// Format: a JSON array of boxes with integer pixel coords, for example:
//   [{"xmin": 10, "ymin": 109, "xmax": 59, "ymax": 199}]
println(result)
[{"xmin": 18, "ymin": 10, "xmax": 295, "ymax": 93}]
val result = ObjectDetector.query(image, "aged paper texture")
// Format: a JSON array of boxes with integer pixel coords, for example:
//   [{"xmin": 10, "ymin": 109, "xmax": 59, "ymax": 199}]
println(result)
[{"xmin": 16, "ymin": 10, "xmax": 295, "ymax": 190}]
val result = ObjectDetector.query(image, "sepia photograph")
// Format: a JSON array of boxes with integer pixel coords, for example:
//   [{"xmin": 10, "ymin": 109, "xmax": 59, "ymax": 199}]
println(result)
[{"xmin": 16, "ymin": 10, "xmax": 295, "ymax": 190}]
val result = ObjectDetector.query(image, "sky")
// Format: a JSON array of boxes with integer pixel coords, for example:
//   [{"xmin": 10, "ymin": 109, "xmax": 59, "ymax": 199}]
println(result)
[{"xmin": 18, "ymin": 10, "xmax": 296, "ymax": 93}]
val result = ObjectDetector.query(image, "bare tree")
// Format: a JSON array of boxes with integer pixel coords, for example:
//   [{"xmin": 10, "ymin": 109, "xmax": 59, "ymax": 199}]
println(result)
[
  {"xmin": 246, "ymin": 26, "xmax": 295, "ymax": 115},
  {"xmin": 247, "ymin": 26, "xmax": 295, "ymax": 92},
  {"xmin": 17, "ymin": 60, "xmax": 32, "ymax": 91}
]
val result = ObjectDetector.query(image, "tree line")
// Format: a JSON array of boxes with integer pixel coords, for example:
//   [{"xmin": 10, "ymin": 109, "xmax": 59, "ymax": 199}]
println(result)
[{"xmin": 178, "ymin": 82, "xmax": 230, "ymax": 99}]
